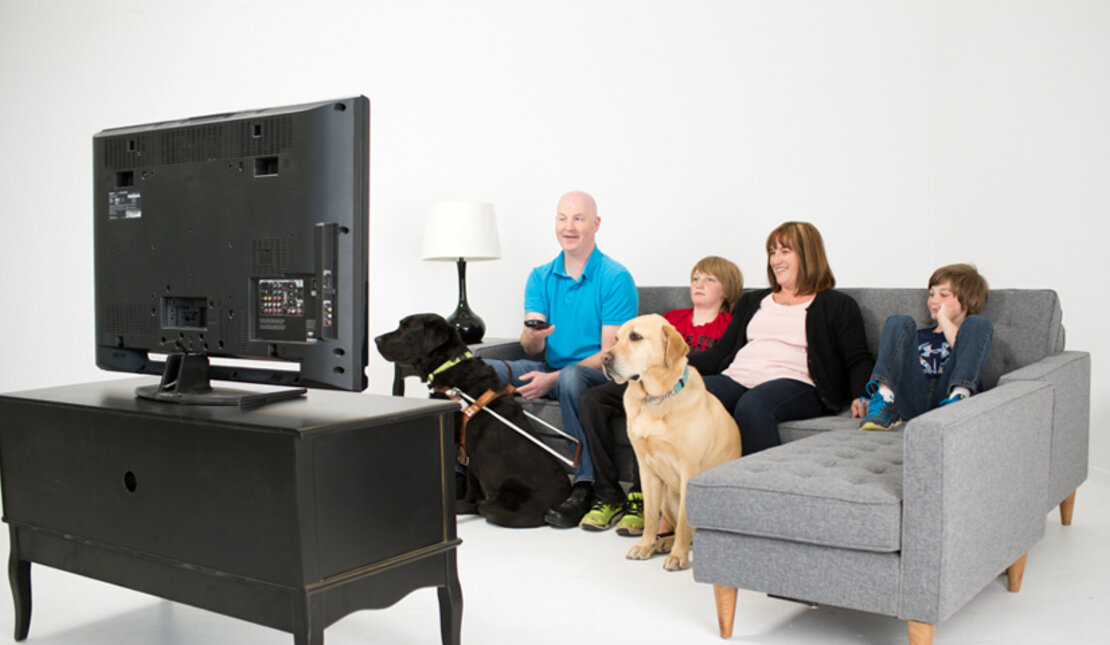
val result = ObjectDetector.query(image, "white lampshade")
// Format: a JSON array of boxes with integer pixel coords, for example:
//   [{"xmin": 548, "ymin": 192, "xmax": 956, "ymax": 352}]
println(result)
[{"xmin": 422, "ymin": 201, "xmax": 502, "ymax": 261}]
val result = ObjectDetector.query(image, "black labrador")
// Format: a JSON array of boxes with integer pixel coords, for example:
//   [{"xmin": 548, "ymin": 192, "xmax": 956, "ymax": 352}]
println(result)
[{"xmin": 375, "ymin": 313, "xmax": 570, "ymax": 528}]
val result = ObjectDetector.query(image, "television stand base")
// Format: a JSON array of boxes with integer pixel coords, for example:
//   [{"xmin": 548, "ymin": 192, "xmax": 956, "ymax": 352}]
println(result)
[{"xmin": 136, "ymin": 353, "xmax": 307, "ymax": 406}]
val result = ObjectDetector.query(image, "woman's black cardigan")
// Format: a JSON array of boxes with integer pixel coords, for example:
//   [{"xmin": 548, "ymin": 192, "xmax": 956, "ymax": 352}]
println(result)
[{"xmin": 687, "ymin": 288, "xmax": 875, "ymax": 412}]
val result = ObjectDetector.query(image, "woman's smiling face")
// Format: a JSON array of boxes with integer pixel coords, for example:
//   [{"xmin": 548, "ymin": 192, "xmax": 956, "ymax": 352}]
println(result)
[{"xmin": 768, "ymin": 242, "xmax": 798, "ymax": 292}]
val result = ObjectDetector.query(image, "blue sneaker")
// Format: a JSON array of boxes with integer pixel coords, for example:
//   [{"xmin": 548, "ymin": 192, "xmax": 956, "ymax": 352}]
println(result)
[
  {"xmin": 938, "ymin": 391, "xmax": 968, "ymax": 407},
  {"xmin": 860, "ymin": 381, "xmax": 902, "ymax": 431}
]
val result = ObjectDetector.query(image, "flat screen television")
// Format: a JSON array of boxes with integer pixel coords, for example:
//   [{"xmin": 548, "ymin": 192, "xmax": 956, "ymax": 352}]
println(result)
[{"xmin": 93, "ymin": 96, "xmax": 369, "ymax": 405}]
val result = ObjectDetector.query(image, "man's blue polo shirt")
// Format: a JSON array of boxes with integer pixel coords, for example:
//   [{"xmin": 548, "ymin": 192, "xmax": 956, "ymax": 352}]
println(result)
[{"xmin": 524, "ymin": 247, "xmax": 638, "ymax": 369}]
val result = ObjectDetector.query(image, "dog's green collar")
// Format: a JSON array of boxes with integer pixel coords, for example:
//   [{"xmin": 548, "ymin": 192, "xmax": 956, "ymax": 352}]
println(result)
[
  {"xmin": 427, "ymin": 351, "xmax": 474, "ymax": 384},
  {"xmin": 642, "ymin": 365, "xmax": 689, "ymax": 405}
]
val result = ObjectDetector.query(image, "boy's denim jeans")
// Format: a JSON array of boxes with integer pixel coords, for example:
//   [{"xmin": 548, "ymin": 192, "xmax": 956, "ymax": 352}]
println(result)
[{"xmin": 870, "ymin": 314, "xmax": 994, "ymax": 421}]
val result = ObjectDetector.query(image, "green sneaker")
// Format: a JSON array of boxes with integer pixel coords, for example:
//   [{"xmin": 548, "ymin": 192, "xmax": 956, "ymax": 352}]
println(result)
[
  {"xmin": 579, "ymin": 499, "xmax": 625, "ymax": 531},
  {"xmin": 615, "ymin": 492, "xmax": 644, "ymax": 537}
]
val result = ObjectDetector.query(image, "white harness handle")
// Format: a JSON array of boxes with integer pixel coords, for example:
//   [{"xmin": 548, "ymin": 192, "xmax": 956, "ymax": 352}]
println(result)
[{"xmin": 444, "ymin": 387, "xmax": 580, "ymax": 468}]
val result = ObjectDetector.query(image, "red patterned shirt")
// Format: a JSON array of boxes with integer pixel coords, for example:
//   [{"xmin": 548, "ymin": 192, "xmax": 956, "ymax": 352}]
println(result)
[{"xmin": 663, "ymin": 308, "xmax": 733, "ymax": 355}]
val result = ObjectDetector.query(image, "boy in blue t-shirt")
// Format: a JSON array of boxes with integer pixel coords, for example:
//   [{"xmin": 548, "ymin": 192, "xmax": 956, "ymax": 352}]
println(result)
[{"xmin": 854, "ymin": 264, "xmax": 994, "ymax": 430}]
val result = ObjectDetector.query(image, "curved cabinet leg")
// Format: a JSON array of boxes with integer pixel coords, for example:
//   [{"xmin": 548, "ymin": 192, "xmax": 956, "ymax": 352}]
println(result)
[
  {"xmin": 8, "ymin": 529, "xmax": 31, "ymax": 642},
  {"xmin": 290, "ymin": 596, "xmax": 322, "ymax": 645},
  {"xmin": 1059, "ymin": 490, "xmax": 1076, "ymax": 526},
  {"xmin": 714, "ymin": 585, "xmax": 737, "ymax": 638},
  {"xmin": 907, "ymin": 620, "xmax": 935, "ymax": 645},
  {"xmin": 438, "ymin": 551, "xmax": 462, "ymax": 645},
  {"xmin": 1007, "ymin": 552, "xmax": 1029, "ymax": 592},
  {"xmin": 292, "ymin": 630, "xmax": 322, "ymax": 645}
]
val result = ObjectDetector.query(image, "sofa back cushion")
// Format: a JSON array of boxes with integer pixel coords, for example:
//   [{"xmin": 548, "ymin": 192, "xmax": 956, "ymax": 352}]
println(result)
[
  {"xmin": 637, "ymin": 286, "xmax": 693, "ymax": 317},
  {"xmin": 637, "ymin": 286, "xmax": 1065, "ymax": 390}
]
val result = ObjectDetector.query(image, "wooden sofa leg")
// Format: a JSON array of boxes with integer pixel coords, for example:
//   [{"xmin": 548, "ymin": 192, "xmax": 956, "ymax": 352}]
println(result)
[
  {"xmin": 1007, "ymin": 552, "xmax": 1029, "ymax": 592},
  {"xmin": 714, "ymin": 585, "xmax": 737, "ymax": 638},
  {"xmin": 907, "ymin": 620, "xmax": 935, "ymax": 645},
  {"xmin": 1059, "ymin": 490, "xmax": 1076, "ymax": 526}
]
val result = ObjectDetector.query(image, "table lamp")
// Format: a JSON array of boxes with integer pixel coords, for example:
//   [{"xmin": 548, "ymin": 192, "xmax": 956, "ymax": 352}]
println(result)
[{"xmin": 422, "ymin": 201, "xmax": 501, "ymax": 343}]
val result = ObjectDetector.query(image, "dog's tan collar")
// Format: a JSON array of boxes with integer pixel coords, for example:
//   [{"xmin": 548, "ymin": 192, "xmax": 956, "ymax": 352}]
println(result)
[
  {"xmin": 642, "ymin": 365, "xmax": 689, "ymax": 405},
  {"xmin": 427, "ymin": 351, "xmax": 474, "ymax": 384}
]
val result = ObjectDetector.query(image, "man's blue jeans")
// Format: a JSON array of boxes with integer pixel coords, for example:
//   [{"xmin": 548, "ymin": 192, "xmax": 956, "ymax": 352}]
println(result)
[
  {"xmin": 484, "ymin": 358, "xmax": 608, "ymax": 484},
  {"xmin": 701, "ymin": 375, "xmax": 827, "ymax": 455},
  {"xmin": 870, "ymin": 314, "xmax": 994, "ymax": 420}
]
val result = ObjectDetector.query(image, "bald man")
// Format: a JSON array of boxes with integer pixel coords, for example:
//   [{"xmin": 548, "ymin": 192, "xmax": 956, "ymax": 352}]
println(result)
[{"xmin": 486, "ymin": 191, "xmax": 638, "ymax": 528}]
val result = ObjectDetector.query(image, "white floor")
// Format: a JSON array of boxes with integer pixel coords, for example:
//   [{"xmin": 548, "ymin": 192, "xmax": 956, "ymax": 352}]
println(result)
[{"xmin": 2, "ymin": 477, "xmax": 1108, "ymax": 645}]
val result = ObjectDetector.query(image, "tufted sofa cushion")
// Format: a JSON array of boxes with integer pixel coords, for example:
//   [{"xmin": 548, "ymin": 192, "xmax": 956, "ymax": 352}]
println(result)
[{"xmin": 687, "ymin": 430, "xmax": 904, "ymax": 553}]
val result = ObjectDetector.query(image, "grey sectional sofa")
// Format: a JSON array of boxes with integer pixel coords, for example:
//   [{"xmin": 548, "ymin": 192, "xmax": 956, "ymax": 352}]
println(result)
[{"xmin": 476, "ymin": 286, "xmax": 1090, "ymax": 644}]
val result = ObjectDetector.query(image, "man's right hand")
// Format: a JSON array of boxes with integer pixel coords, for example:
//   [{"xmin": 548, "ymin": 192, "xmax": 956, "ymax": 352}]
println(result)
[
  {"xmin": 520, "ymin": 321, "xmax": 555, "ymax": 355},
  {"xmin": 516, "ymin": 369, "xmax": 559, "ymax": 400}
]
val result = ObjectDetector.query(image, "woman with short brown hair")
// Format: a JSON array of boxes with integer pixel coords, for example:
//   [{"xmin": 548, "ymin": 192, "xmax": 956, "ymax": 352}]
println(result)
[{"xmin": 691, "ymin": 222, "xmax": 873, "ymax": 454}]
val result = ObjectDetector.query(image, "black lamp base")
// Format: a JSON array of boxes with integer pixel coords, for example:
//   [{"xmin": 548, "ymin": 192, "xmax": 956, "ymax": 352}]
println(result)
[
  {"xmin": 447, "ymin": 304, "xmax": 485, "ymax": 344},
  {"xmin": 447, "ymin": 258, "xmax": 485, "ymax": 344}
]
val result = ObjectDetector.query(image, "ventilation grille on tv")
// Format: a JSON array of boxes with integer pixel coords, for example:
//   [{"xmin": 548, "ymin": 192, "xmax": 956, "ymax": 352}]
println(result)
[
  {"xmin": 102, "ymin": 136, "xmax": 148, "ymax": 171},
  {"xmin": 253, "ymin": 238, "xmax": 294, "ymax": 275},
  {"xmin": 219, "ymin": 309, "xmax": 247, "ymax": 351},
  {"xmin": 103, "ymin": 116, "xmax": 294, "ymax": 170},
  {"xmin": 105, "ymin": 304, "xmax": 156, "ymax": 337}
]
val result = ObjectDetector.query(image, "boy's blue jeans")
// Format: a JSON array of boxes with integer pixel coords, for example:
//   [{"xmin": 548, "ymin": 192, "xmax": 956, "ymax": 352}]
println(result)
[
  {"xmin": 483, "ymin": 358, "xmax": 608, "ymax": 485},
  {"xmin": 870, "ymin": 314, "xmax": 994, "ymax": 421}
]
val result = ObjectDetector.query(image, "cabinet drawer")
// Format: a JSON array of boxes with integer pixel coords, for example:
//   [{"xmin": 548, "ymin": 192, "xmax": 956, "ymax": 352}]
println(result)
[{"xmin": 1, "ymin": 402, "xmax": 301, "ymax": 586}]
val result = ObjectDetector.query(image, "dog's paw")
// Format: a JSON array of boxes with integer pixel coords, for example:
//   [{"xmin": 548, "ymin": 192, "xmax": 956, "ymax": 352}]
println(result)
[
  {"xmin": 662, "ymin": 552, "xmax": 692, "ymax": 571},
  {"xmin": 626, "ymin": 542, "xmax": 656, "ymax": 561},
  {"xmin": 652, "ymin": 533, "xmax": 675, "ymax": 554}
]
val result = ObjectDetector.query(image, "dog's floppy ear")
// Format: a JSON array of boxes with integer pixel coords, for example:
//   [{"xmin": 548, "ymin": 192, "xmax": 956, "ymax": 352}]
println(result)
[
  {"xmin": 663, "ymin": 322, "xmax": 689, "ymax": 368},
  {"xmin": 422, "ymin": 316, "xmax": 455, "ymax": 353}
]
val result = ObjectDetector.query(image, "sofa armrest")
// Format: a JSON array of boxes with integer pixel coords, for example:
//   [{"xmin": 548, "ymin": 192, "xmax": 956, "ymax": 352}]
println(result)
[
  {"xmin": 999, "ymin": 351, "xmax": 1091, "ymax": 511},
  {"xmin": 472, "ymin": 341, "xmax": 529, "ymax": 362},
  {"xmin": 900, "ymin": 379, "xmax": 1053, "ymax": 624}
]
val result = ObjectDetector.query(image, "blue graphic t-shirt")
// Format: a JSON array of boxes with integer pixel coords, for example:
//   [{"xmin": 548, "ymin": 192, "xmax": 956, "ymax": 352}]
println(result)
[{"xmin": 917, "ymin": 328, "xmax": 950, "ymax": 379}]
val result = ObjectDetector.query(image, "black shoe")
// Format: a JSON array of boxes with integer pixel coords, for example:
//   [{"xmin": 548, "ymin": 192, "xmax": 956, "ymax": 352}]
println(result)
[{"xmin": 544, "ymin": 482, "xmax": 595, "ymax": 528}]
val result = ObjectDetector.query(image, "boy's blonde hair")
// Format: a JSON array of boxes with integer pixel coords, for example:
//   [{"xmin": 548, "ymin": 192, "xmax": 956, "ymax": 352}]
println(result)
[
  {"xmin": 765, "ymin": 221, "xmax": 836, "ymax": 296},
  {"xmin": 691, "ymin": 256, "xmax": 744, "ymax": 313},
  {"xmin": 929, "ymin": 263, "xmax": 989, "ymax": 315}
]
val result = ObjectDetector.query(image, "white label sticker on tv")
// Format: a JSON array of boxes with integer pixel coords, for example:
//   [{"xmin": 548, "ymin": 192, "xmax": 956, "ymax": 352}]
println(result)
[{"xmin": 108, "ymin": 190, "xmax": 142, "ymax": 220}]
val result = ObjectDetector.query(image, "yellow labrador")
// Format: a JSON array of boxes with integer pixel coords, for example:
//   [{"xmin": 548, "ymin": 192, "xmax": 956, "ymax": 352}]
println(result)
[{"xmin": 603, "ymin": 314, "xmax": 742, "ymax": 571}]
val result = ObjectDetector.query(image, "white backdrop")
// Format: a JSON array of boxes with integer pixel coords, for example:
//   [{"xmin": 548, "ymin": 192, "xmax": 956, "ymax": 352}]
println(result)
[{"xmin": 1, "ymin": 0, "xmax": 1106, "ymax": 477}]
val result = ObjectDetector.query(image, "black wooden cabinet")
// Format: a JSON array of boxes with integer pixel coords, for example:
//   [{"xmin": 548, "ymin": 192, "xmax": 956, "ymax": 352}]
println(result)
[{"xmin": 0, "ymin": 379, "xmax": 461, "ymax": 644}]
